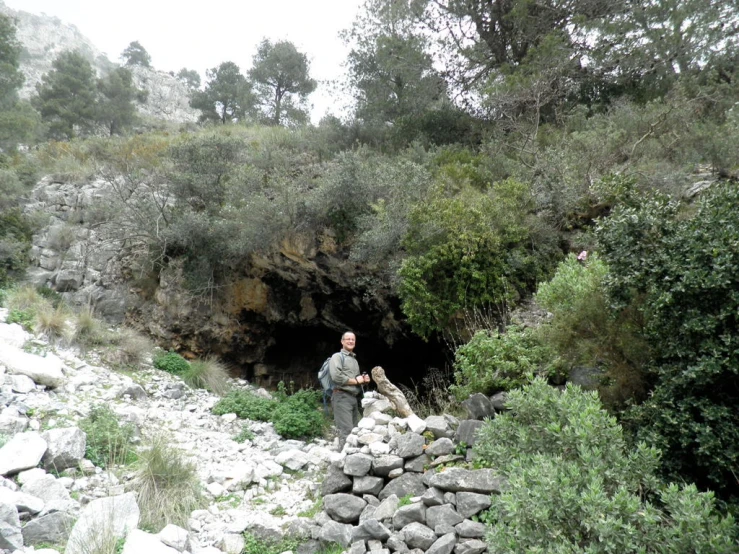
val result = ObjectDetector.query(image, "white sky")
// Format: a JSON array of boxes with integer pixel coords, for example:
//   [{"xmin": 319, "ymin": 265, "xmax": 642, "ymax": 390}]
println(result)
[{"xmin": 4, "ymin": 0, "xmax": 364, "ymax": 123}]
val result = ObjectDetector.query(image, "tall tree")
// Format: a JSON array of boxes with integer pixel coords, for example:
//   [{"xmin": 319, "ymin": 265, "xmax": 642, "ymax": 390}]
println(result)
[
  {"xmin": 32, "ymin": 50, "xmax": 98, "ymax": 139},
  {"xmin": 248, "ymin": 39, "xmax": 316, "ymax": 126},
  {"xmin": 190, "ymin": 62, "xmax": 256, "ymax": 124},
  {"xmin": 97, "ymin": 67, "xmax": 147, "ymax": 136},
  {"xmin": 344, "ymin": 0, "xmax": 446, "ymax": 125},
  {"xmin": 121, "ymin": 41, "xmax": 152, "ymax": 68},
  {"xmin": 176, "ymin": 68, "xmax": 201, "ymax": 90}
]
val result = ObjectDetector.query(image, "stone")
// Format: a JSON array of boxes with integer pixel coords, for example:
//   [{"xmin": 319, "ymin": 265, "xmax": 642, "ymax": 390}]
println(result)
[
  {"xmin": 349, "ymin": 540, "xmax": 366, "ymax": 554},
  {"xmin": 461, "ymin": 394, "xmax": 494, "ymax": 420},
  {"xmin": 352, "ymin": 519, "xmax": 392, "ymax": 542},
  {"xmin": 65, "ymin": 493, "xmax": 140, "ymax": 554},
  {"xmin": 0, "ymin": 488, "xmax": 43, "ymax": 514},
  {"xmin": 21, "ymin": 475, "xmax": 78, "ymax": 515},
  {"xmin": 403, "ymin": 454, "xmax": 430, "ymax": 473},
  {"xmin": 388, "ymin": 468, "xmax": 403, "ymax": 478},
  {"xmin": 358, "ymin": 433, "xmax": 385, "ymax": 445},
  {"xmin": 118, "ymin": 384, "xmax": 147, "ymax": 400},
  {"xmin": 218, "ymin": 533, "xmax": 246, "ymax": 554},
  {"xmin": 430, "ymin": 454, "xmax": 465, "ymax": 468},
  {"xmin": 489, "ymin": 392, "xmax": 508, "ymax": 411},
  {"xmin": 372, "ymin": 455, "xmax": 404, "ymax": 477},
  {"xmin": 353, "ymin": 476, "xmax": 385, "ymax": 497},
  {"xmin": 122, "ymin": 529, "xmax": 179, "ymax": 554},
  {"xmin": 8, "ymin": 375, "xmax": 35, "ymax": 394},
  {"xmin": 386, "ymin": 533, "xmax": 409, "ymax": 553},
  {"xmin": 428, "ymin": 468, "xmax": 504, "ymax": 494},
  {"xmin": 41, "ymin": 427, "xmax": 86, "ymax": 471},
  {"xmin": 455, "ymin": 520, "xmax": 486, "ymax": 539},
  {"xmin": 435, "ymin": 523, "xmax": 456, "ymax": 536},
  {"xmin": 21, "ymin": 511, "xmax": 75, "ymax": 546},
  {"xmin": 0, "ymin": 347, "xmax": 65, "ymax": 388},
  {"xmin": 158, "ymin": 524, "xmax": 190, "ymax": 552},
  {"xmin": 421, "ymin": 487, "xmax": 445, "ymax": 507},
  {"xmin": 444, "ymin": 492, "xmax": 457, "ymax": 505},
  {"xmin": 319, "ymin": 520, "xmax": 354, "ymax": 547},
  {"xmin": 400, "ymin": 522, "xmax": 436, "ymax": 551},
  {"xmin": 324, "ymin": 493, "xmax": 367, "ymax": 524},
  {"xmin": 275, "ymin": 449, "xmax": 309, "ymax": 471},
  {"xmin": 0, "ymin": 502, "xmax": 22, "ymax": 550},
  {"xmin": 378, "ymin": 472, "xmax": 426, "ymax": 501},
  {"xmin": 17, "ymin": 468, "xmax": 46, "ymax": 485},
  {"xmin": 0, "ymin": 432, "xmax": 47, "ymax": 476},
  {"xmin": 426, "ymin": 533, "xmax": 457, "ymax": 554},
  {"xmin": 425, "ymin": 438, "xmax": 454, "ymax": 457},
  {"xmin": 322, "ymin": 465, "xmax": 353, "ymax": 495},
  {"xmin": 454, "ymin": 539, "xmax": 488, "ymax": 554},
  {"xmin": 455, "ymin": 493, "xmax": 491, "ymax": 518},
  {"xmin": 424, "ymin": 416, "xmax": 454, "ymax": 439},
  {"xmin": 426, "ymin": 505, "xmax": 464, "ymax": 529},
  {"xmin": 391, "ymin": 433, "xmax": 425, "ymax": 459},
  {"xmin": 453, "ymin": 420, "xmax": 484, "ymax": 448},
  {"xmin": 405, "ymin": 415, "xmax": 426, "ymax": 434},
  {"xmin": 345, "ymin": 453, "xmax": 374, "ymax": 477},
  {"xmin": 373, "ymin": 494, "xmax": 399, "ymax": 522},
  {"xmin": 360, "ymin": 504, "xmax": 378, "ymax": 523},
  {"xmin": 298, "ymin": 539, "xmax": 323, "ymax": 554},
  {"xmin": 392, "ymin": 502, "xmax": 426, "ymax": 529},
  {"xmin": 368, "ymin": 441, "xmax": 390, "ymax": 456},
  {"xmin": 0, "ymin": 323, "xmax": 27, "ymax": 349}
]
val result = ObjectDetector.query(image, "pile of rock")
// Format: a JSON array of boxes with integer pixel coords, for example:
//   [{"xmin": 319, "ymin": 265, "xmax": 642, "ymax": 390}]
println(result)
[{"xmin": 309, "ymin": 393, "xmax": 507, "ymax": 554}]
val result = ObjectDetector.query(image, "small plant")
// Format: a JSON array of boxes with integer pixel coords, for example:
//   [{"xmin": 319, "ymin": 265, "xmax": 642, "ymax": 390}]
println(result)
[
  {"xmin": 106, "ymin": 328, "xmax": 152, "ymax": 370},
  {"xmin": 398, "ymin": 494, "xmax": 413, "ymax": 507},
  {"xmin": 153, "ymin": 350, "xmax": 190, "ymax": 375},
  {"xmin": 233, "ymin": 426, "xmax": 255, "ymax": 443},
  {"xmin": 269, "ymin": 505, "xmax": 287, "ymax": 516},
  {"xmin": 73, "ymin": 309, "xmax": 109, "ymax": 349},
  {"xmin": 242, "ymin": 532, "xmax": 298, "ymax": 554},
  {"xmin": 7, "ymin": 308, "xmax": 35, "ymax": 331},
  {"xmin": 131, "ymin": 434, "xmax": 204, "ymax": 531},
  {"xmin": 79, "ymin": 404, "xmax": 137, "ymax": 468},
  {"xmin": 298, "ymin": 497, "xmax": 323, "ymax": 518},
  {"xmin": 35, "ymin": 303, "xmax": 69, "ymax": 342},
  {"xmin": 182, "ymin": 355, "xmax": 230, "ymax": 395},
  {"xmin": 213, "ymin": 390, "xmax": 274, "ymax": 422}
]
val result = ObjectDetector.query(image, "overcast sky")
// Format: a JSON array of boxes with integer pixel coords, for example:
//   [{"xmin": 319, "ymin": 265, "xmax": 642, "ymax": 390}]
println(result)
[{"xmin": 4, "ymin": 0, "xmax": 364, "ymax": 122}]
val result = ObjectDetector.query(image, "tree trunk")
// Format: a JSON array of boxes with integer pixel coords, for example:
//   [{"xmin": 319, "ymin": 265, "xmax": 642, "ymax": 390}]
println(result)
[{"xmin": 370, "ymin": 366, "xmax": 415, "ymax": 418}]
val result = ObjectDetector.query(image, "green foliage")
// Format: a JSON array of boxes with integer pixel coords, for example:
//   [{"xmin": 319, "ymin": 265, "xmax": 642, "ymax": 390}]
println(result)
[
  {"xmin": 132, "ymin": 435, "xmax": 203, "ymax": 531},
  {"xmin": 0, "ymin": 207, "xmax": 33, "ymax": 287},
  {"xmin": 398, "ymin": 179, "xmax": 559, "ymax": 338},
  {"xmin": 474, "ymin": 378, "xmax": 737, "ymax": 553},
  {"xmin": 6, "ymin": 308, "xmax": 33, "ymax": 331},
  {"xmin": 451, "ymin": 325, "xmax": 549, "ymax": 399},
  {"xmin": 248, "ymin": 39, "xmax": 316, "ymax": 126},
  {"xmin": 153, "ymin": 351, "xmax": 190, "ymax": 376},
  {"xmin": 97, "ymin": 67, "xmax": 147, "ymax": 136},
  {"xmin": 183, "ymin": 356, "xmax": 230, "ymax": 395},
  {"xmin": 190, "ymin": 61, "xmax": 256, "ymax": 124},
  {"xmin": 233, "ymin": 426, "xmax": 255, "ymax": 443},
  {"xmin": 213, "ymin": 387, "xmax": 325, "ymax": 440},
  {"xmin": 176, "ymin": 68, "xmax": 200, "ymax": 89},
  {"xmin": 120, "ymin": 41, "xmax": 151, "ymax": 68},
  {"xmin": 398, "ymin": 494, "xmax": 413, "ymax": 507},
  {"xmin": 597, "ymin": 183, "xmax": 739, "ymax": 498},
  {"xmin": 79, "ymin": 405, "xmax": 137, "ymax": 468},
  {"xmin": 535, "ymin": 253, "xmax": 650, "ymax": 406},
  {"xmin": 32, "ymin": 50, "xmax": 98, "ymax": 140},
  {"xmin": 241, "ymin": 532, "xmax": 299, "ymax": 554}
]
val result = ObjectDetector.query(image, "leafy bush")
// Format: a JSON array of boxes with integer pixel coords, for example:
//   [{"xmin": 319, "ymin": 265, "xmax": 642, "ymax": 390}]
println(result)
[
  {"xmin": 153, "ymin": 351, "xmax": 190, "ymax": 376},
  {"xmin": 79, "ymin": 405, "xmax": 137, "ymax": 468},
  {"xmin": 474, "ymin": 379, "xmax": 737, "ymax": 552},
  {"xmin": 233, "ymin": 426, "xmax": 255, "ymax": 443},
  {"xmin": 597, "ymin": 183, "xmax": 739, "ymax": 499},
  {"xmin": 182, "ymin": 356, "xmax": 230, "ymax": 395},
  {"xmin": 131, "ymin": 435, "xmax": 203, "ymax": 531},
  {"xmin": 7, "ymin": 308, "xmax": 34, "ymax": 331},
  {"xmin": 241, "ymin": 532, "xmax": 299, "ymax": 554},
  {"xmin": 451, "ymin": 325, "xmax": 550, "ymax": 399},
  {"xmin": 213, "ymin": 390, "xmax": 275, "ymax": 422}
]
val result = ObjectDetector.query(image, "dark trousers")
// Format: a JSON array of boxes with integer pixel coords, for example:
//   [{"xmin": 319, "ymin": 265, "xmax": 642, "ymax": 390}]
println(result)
[{"xmin": 332, "ymin": 389, "xmax": 360, "ymax": 450}]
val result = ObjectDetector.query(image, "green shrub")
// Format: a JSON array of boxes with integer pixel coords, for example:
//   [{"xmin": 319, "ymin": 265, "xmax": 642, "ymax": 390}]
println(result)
[
  {"xmin": 79, "ymin": 405, "xmax": 137, "ymax": 468},
  {"xmin": 474, "ymin": 379, "xmax": 737, "ymax": 552},
  {"xmin": 182, "ymin": 356, "xmax": 230, "ymax": 395},
  {"xmin": 131, "ymin": 435, "xmax": 203, "ymax": 531},
  {"xmin": 233, "ymin": 426, "xmax": 255, "ymax": 443},
  {"xmin": 597, "ymin": 183, "xmax": 739, "ymax": 498},
  {"xmin": 153, "ymin": 351, "xmax": 190, "ymax": 375},
  {"xmin": 7, "ymin": 308, "xmax": 34, "ymax": 331},
  {"xmin": 241, "ymin": 533, "xmax": 299, "ymax": 554},
  {"xmin": 212, "ymin": 390, "xmax": 275, "ymax": 422},
  {"xmin": 105, "ymin": 329, "xmax": 152, "ymax": 371},
  {"xmin": 451, "ymin": 325, "xmax": 550, "ymax": 399}
]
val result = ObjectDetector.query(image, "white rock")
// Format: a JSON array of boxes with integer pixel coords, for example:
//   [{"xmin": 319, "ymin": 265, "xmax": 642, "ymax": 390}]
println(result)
[
  {"xmin": 357, "ymin": 418, "xmax": 376, "ymax": 429},
  {"xmin": 16, "ymin": 468, "xmax": 47, "ymax": 485},
  {"xmin": 0, "ymin": 432, "xmax": 47, "ymax": 476},
  {"xmin": 275, "ymin": 449, "xmax": 309, "ymax": 471},
  {"xmin": 406, "ymin": 414, "xmax": 427, "ymax": 434},
  {"xmin": 0, "ymin": 322, "xmax": 28, "ymax": 348},
  {"xmin": 357, "ymin": 433, "xmax": 384, "ymax": 445},
  {"xmin": 206, "ymin": 482, "xmax": 226, "ymax": 498},
  {"xmin": 65, "ymin": 493, "xmax": 140, "ymax": 554},
  {"xmin": 221, "ymin": 413, "xmax": 238, "ymax": 423},
  {"xmin": 254, "ymin": 460, "xmax": 283, "ymax": 480},
  {"xmin": 369, "ymin": 441, "xmax": 391, "ymax": 456},
  {"xmin": 0, "ymin": 346, "xmax": 65, "ymax": 388},
  {"xmin": 158, "ymin": 524, "xmax": 190, "ymax": 552},
  {"xmin": 8, "ymin": 375, "xmax": 35, "ymax": 394},
  {"xmin": 122, "ymin": 529, "xmax": 179, "ymax": 554}
]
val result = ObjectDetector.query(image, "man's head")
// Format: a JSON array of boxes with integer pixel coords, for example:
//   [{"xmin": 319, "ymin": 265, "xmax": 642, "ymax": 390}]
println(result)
[{"xmin": 341, "ymin": 331, "xmax": 356, "ymax": 352}]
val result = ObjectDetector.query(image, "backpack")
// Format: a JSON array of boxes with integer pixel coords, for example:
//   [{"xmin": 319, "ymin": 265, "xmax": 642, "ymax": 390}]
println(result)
[{"xmin": 318, "ymin": 352, "xmax": 345, "ymax": 413}]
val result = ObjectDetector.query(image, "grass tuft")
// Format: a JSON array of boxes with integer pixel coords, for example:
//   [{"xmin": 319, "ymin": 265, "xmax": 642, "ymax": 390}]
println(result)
[
  {"xmin": 183, "ymin": 356, "xmax": 231, "ymax": 395},
  {"xmin": 131, "ymin": 434, "xmax": 203, "ymax": 531},
  {"xmin": 35, "ymin": 303, "xmax": 70, "ymax": 342}
]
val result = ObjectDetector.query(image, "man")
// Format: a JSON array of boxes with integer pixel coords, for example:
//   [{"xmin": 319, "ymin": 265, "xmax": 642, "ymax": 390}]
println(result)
[{"xmin": 329, "ymin": 331, "xmax": 370, "ymax": 451}]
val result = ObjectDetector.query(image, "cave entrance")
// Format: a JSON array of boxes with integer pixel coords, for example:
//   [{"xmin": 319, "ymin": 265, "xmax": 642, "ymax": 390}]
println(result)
[{"xmin": 249, "ymin": 324, "xmax": 451, "ymax": 396}]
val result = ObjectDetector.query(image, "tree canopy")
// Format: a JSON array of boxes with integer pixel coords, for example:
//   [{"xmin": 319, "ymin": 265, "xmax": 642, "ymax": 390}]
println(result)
[
  {"xmin": 190, "ymin": 62, "xmax": 256, "ymax": 124},
  {"xmin": 121, "ymin": 40, "xmax": 152, "ymax": 68}
]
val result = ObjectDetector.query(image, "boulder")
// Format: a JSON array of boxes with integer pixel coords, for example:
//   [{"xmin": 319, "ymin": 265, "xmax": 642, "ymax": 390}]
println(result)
[
  {"xmin": 400, "ymin": 522, "xmax": 436, "ymax": 551},
  {"xmin": 0, "ymin": 347, "xmax": 65, "ymax": 388},
  {"xmin": 353, "ymin": 476, "xmax": 385, "ymax": 497},
  {"xmin": 322, "ymin": 465, "xmax": 353, "ymax": 495},
  {"xmin": 461, "ymin": 394, "xmax": 494, "ymax": 420},
  {"xmin": 0, "ymin": 502, "xmax": 22, "ymax": 550},
  {"xmin": 453, "ymin": 420, "xmax": 484, "ymax": 448},
  {"xmin": 455, "ymin": 492, "xmax": 491, "ymax": 518},
  {"xmin": 426, "ymin": 505, "xmax": 464, "ymax": 529},
  {"xmin": 392, "ymin": 502, "xmax": 426, "ymax": 529},
  {"xmin": 378, "ymin": 472, "xmax": 426, "ymax": 501},
  {"xmin": 428, "ymin": 468, "xmax": 504, "ymax": 494},
  {"xmin": 122, "ymin": 529, "xmax": 178, "ymax": 554},
  {"xmin": 21, "ymin": 475, "xmax": 78, "ymax": 514},
  {"xmin": 352, "ymin": 519, "xmax": 392, "ymax": 542},
  {"xmin": 455, "ymin": 520, "xmax": 486, "ymax": 539},
  {"xmin": 319, "ymin": 520, "xmax": 353, "ymax": 547},
  {"xmin": 65, "ymin": 493, "xmax": 140, "ymax": 554},
  {"xmin": 345, "ymin": 453, "xmax": 374, "ymax": 477},
  {"xmin": 324, "ymin": 493, "xmax": 367, "ymax": 524},
  {"xmin": 424, "ymin": 416, "xmax": 454, "ymax": 439},
  {"xmin": 275, "ymin": 449, "xmax": 309, "ymax": 471},
  {"xmin": 372, "ymin": 455, "xmax": 404, "ymax": 477},
  {"xmin": 41, "ymin": 427, "xmax": 86, "ymax": 471},
  {"xmin": 454, "ymin": 539, "xmax": 488, "ymax": 554},
  {"xmin": 427, "ymin": 533, "xmax": 457, "ymax": 554},
  {"xmin": 21, "ymin": 512, "xmax": 75, "ymax": 546},
  {"xmin": 390, "ymin": 433, "xmax": 425, "ymax": 459},
  {"xmin": 373, "ymin": 494, "xmax": 399, "ymax": 522},
  {"xmin": 0, "ymin": 432, "xmax": 47, "ymax": 476},
  {"xmin": 157, "ymin": 524, "xmax": 190, "ymax": 552},
  {"xmin": 425, "ymin": 438, "xmax": 454, "ymax": 457},
  {"xmin": 403, "ymin": 454, "xmax": 430, "ymax": 473}
]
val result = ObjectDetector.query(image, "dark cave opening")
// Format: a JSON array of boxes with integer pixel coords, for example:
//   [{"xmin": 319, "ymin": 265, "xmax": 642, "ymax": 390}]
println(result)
[{"xmin": 243, "ymin": 323, "xmax": 451, "ymax": 394}]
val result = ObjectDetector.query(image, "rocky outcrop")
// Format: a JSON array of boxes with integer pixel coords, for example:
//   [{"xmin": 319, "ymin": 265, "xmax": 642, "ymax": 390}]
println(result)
[{"xmin": 130, "ymin": 66, "xmax": 199, "ymax": 123}]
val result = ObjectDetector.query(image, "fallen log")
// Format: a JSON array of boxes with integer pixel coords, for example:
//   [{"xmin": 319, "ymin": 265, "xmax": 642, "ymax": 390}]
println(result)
[{"xmin": 370, "ymin": 366, "xmax": 414, "ymax": 418}]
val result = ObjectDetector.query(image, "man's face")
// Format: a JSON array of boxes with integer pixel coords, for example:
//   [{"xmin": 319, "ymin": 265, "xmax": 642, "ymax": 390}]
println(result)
[{"xmin": 341, "ymin": 333, "xmax": 356, "ymax": 352}]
